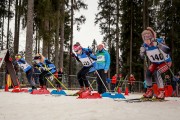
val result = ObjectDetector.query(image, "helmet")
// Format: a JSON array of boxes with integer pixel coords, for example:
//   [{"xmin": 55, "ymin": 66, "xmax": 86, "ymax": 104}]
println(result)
[
  {"xmin": 73, "ymin": 42, "xmax": 82, "ymax": 52},
  {"xmin": 15, "ymin": 54, "xmax": 22, "ymax": 59}
]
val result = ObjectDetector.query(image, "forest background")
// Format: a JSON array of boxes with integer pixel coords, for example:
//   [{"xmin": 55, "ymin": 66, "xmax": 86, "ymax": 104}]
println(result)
[{"xmin": 0, "ymin": 0, "xmax": 179, "ymax": 87}]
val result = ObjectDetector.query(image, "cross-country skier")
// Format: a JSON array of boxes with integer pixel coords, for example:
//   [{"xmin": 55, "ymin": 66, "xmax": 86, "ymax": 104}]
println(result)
[
  {"xmin": 33, "ymin": 53, "xmax": 56, "ymax": 90},
  {"xmin": 140, "ymin": 27, "xmax": 172, "ymax": 99},
  {"xmin": 14, "ymin": 54, "xmax": 37, "ymax": 90},
  {"xmin": 72, "ymin": 42, "xmax": 97, "ymax": 95}
]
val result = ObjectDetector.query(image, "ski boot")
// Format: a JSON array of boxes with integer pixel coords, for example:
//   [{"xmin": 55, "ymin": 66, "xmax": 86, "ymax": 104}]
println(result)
[
  {"xmin": 76, "ymin": 87, "xmax": 85, "ymax": 95},
  {"xmin": 83, "ymin": 87, "xmax": 91, "ymax": 94},
  {"xmin": 156, "ymin": 88, "xmax": 165, "ymax": 100},
  {"xmin": 32, "ymin": 86, "xmax": 37, "ymax": 91},
  {"xmin": 141, "ymin": 88, "xmax": 153, "ymax": 101}
]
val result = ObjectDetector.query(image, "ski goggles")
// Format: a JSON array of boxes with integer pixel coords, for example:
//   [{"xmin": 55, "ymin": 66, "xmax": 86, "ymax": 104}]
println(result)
[
  {"xmin": 73, "ymin": 45, "xmax": 81, "ymax": 52},
  {"xmin": 143, "ymin": 34, "xmax": 153, "ymax": 41}
]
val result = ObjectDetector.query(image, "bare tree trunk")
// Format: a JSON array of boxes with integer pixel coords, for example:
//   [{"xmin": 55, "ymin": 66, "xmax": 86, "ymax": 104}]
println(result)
[
  {"xmin": 14, "ymin": 0, "xmax": 21, "ymax": 54},
  {"xmin": 130, "ymin": 1, "xmax": 133, "ymax": 74},
  {"xmin": 68, "ymin": 0, "xmax": 74, "ymax": 88},
  {"xmin": 54, "ymin": 0, "xmax": 61, "ymax": 67},
  {"xmin": 35, "ymin": 26, "xmax": 38, "ymax": 53},
  {"xmin": 14, "ymin": 0, "xmax": 19, "ymax": 53},
  {"xmin": 38, "ymin": 32, "xmax": 40, "ymax": 53},
  {"xmin": 6, "ymin": 0, "xmax": 11, "ymax": 49},
  {"xmin": 108, "ymin": 0, "xmax": 111, "ymax": 78},
  {"xmin": 116, "ymin": 0, "xmax": 120, "ymax": 76},
  {"xmin": 25, "ymin": 0, "xmax": 34, "ymax": 65},
  {"xmin": 59, "ymin": 0, "xmax": 65, "ymax": 69},
  {"xmin": 42, "ymin": 20, "xmax": 49, "ymax": 57},
  {"xmin": 1, "ymin": 12, "xmax": 5, "ymax": 50}
]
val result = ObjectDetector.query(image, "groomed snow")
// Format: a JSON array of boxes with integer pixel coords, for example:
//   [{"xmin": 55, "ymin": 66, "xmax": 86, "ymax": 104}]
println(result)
[{"xmin": 0, "ymin": 89, "xmax": 180, "ymax": 120}]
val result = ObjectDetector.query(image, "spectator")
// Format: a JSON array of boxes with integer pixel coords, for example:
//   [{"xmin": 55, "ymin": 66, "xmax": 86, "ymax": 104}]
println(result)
[
  {"xmin": 54, "ymin": 68, "xmax": 64, "ymax": 91},
  {"xmin": 128, "ymin": 74, "xmax": 136, "ymax": 93},
  {"xmin": 95, "ymin": 43, "xmax": 110, "ymax": 94},
  {"xmin": 111, "ymin": 74, "xmax": 117, "ymax": 92},
  {"xmin": 164, "ymin": 74, "xmax": 171, "ymax": 85}
]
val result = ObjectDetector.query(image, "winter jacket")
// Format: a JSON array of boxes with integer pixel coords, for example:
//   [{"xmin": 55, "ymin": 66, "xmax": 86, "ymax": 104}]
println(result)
[
  {"xmin": 16, "ymin": 58, "xmax": 32, "ymax": 73},
  {"xmin": 75, "ymin": 48, "xmax": 97, "ymax": 67},
  {"xmin": 35, "ymin": 58, "xmax": 56, "ymax": 74},
  {"xmin": 111, "ymin": 76, "xmax": 117, "ymax": 84},
  {"xmin": 142, "ymin": 38, "xmax": 172, "ymax": 64},
  {"xmin": 95, "ymin": 49, "xmax": 110, "ymax": 71}
]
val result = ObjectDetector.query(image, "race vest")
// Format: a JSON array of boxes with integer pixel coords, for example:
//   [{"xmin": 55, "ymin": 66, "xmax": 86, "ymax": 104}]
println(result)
[
  {"xmin": 97, "ymin": 54, "xmax": 105, "ymax": 63},
  {"xmin": 79, "ymin": 57, "xmax": 94, "ymax": 67},
  {"xmin": 146, "ymin": 49, "xmax": 170, "ymax": 63},
  {"xmin": 18, "ymin": 62, "xmax": 31, "ymax": 72}
]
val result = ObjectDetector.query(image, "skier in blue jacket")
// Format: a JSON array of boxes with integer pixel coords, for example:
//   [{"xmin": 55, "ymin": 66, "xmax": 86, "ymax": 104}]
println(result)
[
  {"xmin": 15, "ymin": 54, "xmax": 37, "ymax": 90},
  {"xmin": 72, "ymin": 42, "xmax": 97, "ymax": 95},
  {"xmin": 33, "ymin": 53, "xmax": 56, "ymax": 90},
  {"xmin": 95, "ymin": 43, "xmax": 110, "ymax": 94}
]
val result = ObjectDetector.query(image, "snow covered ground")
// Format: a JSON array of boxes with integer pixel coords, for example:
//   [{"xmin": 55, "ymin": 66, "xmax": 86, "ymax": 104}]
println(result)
[{"xmin": 0, "ymin": 89, "xmax": 180, "ymax": 120}]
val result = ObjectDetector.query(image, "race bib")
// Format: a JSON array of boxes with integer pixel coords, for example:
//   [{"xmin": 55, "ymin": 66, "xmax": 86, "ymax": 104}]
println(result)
[
  {"xmin": 79, "ymin": 57, "xmax": 94, "ymax": 67},
  {"xmin": 97, "ymin": 55, "xmax": 105, "ymax": 62},
  {"xmin": 19, "ymin": 62, "xmax": 30, "ymax": 70},
  {"xmin": 146, "ymin": 49, "xmax": 169, "ymax": 62}
]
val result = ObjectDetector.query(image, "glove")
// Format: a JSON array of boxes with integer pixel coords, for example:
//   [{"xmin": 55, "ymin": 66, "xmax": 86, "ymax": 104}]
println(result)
[
  {"xmin": 140, "ymin": 52, "xmax": 145, "ymax": 59},
  {"xmin": 152, "ymin": 41, "xmax": 158, "ymax": 47},
  {"xmin": 153, "ymin": 41, "xmax": 163, "ymax": 49},
  {"xmin": 140, "ymin": 47, "xmax": 145, "ymax": 59},
  {"xmin": 47, "ymin": 67, "xmax": 52, "ymax": 70},
  {"xmin": 85, "ymin": 51, "xmax": 90, "ymax": 56},
  {"xmin": 71, "ymin": 52, "xmax": 75, "ymax": 57},
  {"xmin": 140, "ymin": 47, "xmax": 145, "ymax": 53},
  {"xmin": 40, "ymin": 67, "xmax": 46, "ymax": 71}
]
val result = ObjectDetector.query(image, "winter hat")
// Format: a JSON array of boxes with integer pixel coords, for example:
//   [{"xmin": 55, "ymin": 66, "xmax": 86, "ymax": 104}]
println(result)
[
  {"xmin": 98, "ymin": 43, "xmax": 105, "ymax": 48},
  {"xmin": 141, "ymin": 27, "xmax": 156, "ymax": 41},
  {"xmin": 73, "ymin": 42, "xmax": 82, "ymax": 52},
  {"xmin": 15, "ymin": 54, "xmax": 22, "ymax": 60}
]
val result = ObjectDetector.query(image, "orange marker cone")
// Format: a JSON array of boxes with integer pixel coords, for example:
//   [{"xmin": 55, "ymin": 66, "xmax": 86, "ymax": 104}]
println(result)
[
  {"xmin": 124, "ymin": 87, "xmax": 129, "ymax": 95},
  {"xmin": 5, "ymin": 84, "xmax": 9, "ymax": 92},
  {"xmin": 117, "ymin": 87, "xmax": 121, "ymax": 94}
]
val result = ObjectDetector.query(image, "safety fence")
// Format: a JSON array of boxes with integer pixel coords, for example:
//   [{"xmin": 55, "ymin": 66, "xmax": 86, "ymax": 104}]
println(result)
[{"xmin": 0, "ymin": 72, "xmax": 179, "ymax": 95}]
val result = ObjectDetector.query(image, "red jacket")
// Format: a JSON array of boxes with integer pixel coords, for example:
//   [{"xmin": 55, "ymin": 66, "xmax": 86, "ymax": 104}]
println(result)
[
  {"xmin": 111, "ymin": 76, "xmax": 117, "ymax": 84},
  {"xmin": 128, "ymin": 76, "xmax": 135, "ymax": 84}
]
